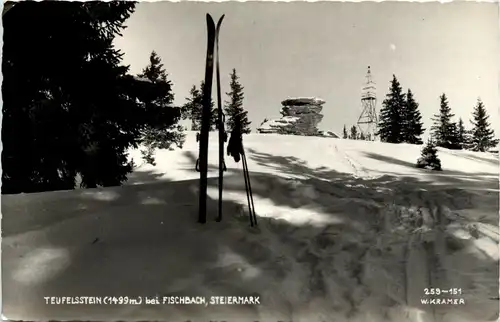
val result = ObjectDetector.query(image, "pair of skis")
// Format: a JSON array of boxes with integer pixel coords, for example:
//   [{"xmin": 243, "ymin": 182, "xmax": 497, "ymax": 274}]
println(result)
[
  {"xmin": 197, "ymin": 13, "xmax": 257, "ymax": 227},
  {"xmin": 197, "ymin": 14, "xmax": 226, "ymax": 224}
]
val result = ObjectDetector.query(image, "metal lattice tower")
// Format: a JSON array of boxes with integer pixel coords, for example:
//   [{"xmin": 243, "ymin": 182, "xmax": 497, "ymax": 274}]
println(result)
[{"xmin": 357, "ymin": 66, "xmax": 378, "ymax": 141}]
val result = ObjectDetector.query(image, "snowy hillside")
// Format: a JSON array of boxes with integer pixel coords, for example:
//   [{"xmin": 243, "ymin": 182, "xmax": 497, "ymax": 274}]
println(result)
[{"xmin": 2, "ymin": 132, "xmax": 499, "ymax": 322}]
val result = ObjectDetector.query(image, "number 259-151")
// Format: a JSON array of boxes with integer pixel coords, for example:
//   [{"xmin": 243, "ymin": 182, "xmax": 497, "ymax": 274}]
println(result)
[{"xmin": 424, "ymin": 288, "xmax": 441, "ymax": 295}]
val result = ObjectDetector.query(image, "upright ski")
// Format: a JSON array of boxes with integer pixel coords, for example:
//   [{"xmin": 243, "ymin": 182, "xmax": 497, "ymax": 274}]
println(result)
[
  {"xmin": 197, "ymin": 14, "xmax": 216, "ymax": 224},
  {"xmin": 215, "ymin": 14, "xmax": 226, "ymax": 222}
]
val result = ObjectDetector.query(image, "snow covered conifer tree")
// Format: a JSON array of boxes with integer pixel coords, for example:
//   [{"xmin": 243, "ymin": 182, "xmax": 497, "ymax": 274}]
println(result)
[
  {"xmin": 224, "ymin": 68, "xmax": 251, "ymax": 134},
  {"xmin": 470, "ymin": 98, "xmax": 498, "ymax": 152},
  {"xmin": 3, "ymin": 2, "xmax": 181, "ymax": 193},
  {"xmin": 455, "ymin": 118, "xmax": 470, "ymax": 150},
  {"xmin": 137, "ymin": 51, "xmax": 185, "ymax": 165},
  {"xmin": 350, "ymin": 125, "xmax": 358, "ymax": 140},
  {"xmin": 377, "ymin": 75, "xmax": 405, "ymax": 143},
  {"xmin": 343, "ymin": 125, "xmax": 348, "ymax": 139},
  {"xmin": 431, "ymin": 93, "xmax": 456, "ymax": 149},
  {"xmin": 416, "ymin": 140, "xmax": 442, "ymax": 171},
  {"xmin": 183, "ymin": 82, "xmax": 216, "ymax": 131},
  {"xmin": 183, "ymin": 85, "xmax": 203, "ymax": 131},
  {"xmin": 449, "ymin": 122, "xmax": 462, "ymax": 150},
  {"xmin": 342, "ymin": 124, "xmax": 349, "ymax": 139},
  {"xmin": 402, "ymin": 89, "xmax": 425, "ymax": 144}
]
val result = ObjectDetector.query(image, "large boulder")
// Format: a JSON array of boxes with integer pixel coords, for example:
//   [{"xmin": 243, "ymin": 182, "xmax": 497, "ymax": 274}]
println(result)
[{"xmin": 258, "ymin": 97, "xmax": 325, "ymax": 136}]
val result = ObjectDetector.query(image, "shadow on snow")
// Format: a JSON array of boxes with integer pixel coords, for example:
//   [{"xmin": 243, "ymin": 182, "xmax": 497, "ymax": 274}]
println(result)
[{"xmin": 2, "ymin": 147, "xmax": 499, "ymax": 321}]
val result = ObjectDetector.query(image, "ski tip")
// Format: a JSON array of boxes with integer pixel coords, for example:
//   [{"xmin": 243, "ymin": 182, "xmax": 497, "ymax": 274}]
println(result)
[
  {"xmin": 206, "ymin": 13, "xmax": 215, "ymax": 24},
  {"xmin": 217, "ymin": 14, "xmax": 225, "ymax": 26}
]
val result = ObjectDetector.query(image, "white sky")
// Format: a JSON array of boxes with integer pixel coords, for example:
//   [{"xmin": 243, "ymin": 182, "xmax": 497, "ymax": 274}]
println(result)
[{"xmin": 114, "ymin": 2, "xmax": 499, "ymax": 135}]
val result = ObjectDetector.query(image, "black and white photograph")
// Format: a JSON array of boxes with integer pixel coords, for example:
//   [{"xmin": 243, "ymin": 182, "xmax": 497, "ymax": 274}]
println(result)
[{"xmin": 2, "ymin": 1, "xmax": 499, "ymax": 321}]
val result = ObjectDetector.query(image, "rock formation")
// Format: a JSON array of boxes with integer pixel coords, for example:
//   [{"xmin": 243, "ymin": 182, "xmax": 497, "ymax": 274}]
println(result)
[
  {"xmin": 325, "ymin": 131, "xmax": 339, "ymax": 138},
  {"xmin": 257, "ymin": 97, "xmax": 325, "ymax": 136}
]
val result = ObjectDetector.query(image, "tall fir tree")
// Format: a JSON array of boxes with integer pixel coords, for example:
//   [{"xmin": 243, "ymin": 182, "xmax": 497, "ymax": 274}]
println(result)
[
  {"xmin": 2, "ymin": 2, "xmax": 176, "ymax": 193},
  {"xmin": 431, "ymin": 94, "xmax": 457, "ymax": 149},
  {"xmin": 377, "ymin": 75, "xmax": 406, "ymax": 143},
  {"xmin": 402, "ymin": 89, "xmax": 425, "ymax": 144},
  {"xmin": 224, "ymin": 68, "xmax": 251, "ymax": 134},
  {"xmin": 342, "ymin": 125, "xmax": 348, "ymax": 139},
  {"xmin": 137, "ymin": 51, "xmax": 185, "ymax": 165},
  {"xmin": 470, "ymin": 98, "xmax": 498, "ymax": 152}
]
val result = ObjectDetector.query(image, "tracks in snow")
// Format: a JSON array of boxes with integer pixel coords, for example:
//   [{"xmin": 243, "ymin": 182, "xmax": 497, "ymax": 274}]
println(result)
[{"xmin": 332, "ymin": 143, "xmax": 373, "ymax": 179}]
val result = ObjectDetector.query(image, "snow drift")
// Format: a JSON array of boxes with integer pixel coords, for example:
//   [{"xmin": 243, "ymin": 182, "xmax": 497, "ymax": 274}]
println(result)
[{"xmin": 2, "ymin": 132, "xmax": 499, "ymax": 322}]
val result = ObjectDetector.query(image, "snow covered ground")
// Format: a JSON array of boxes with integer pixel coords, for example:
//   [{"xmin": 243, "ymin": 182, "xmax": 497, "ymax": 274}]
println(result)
[{"xmin": 2, "ymin": 131, "xmax": 499, "ymax": 321}]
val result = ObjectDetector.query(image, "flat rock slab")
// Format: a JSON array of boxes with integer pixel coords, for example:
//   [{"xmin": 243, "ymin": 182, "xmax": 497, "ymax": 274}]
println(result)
[{"xmin": 281, "ymin": 97, "xmax": 326, "ymax": 106}]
